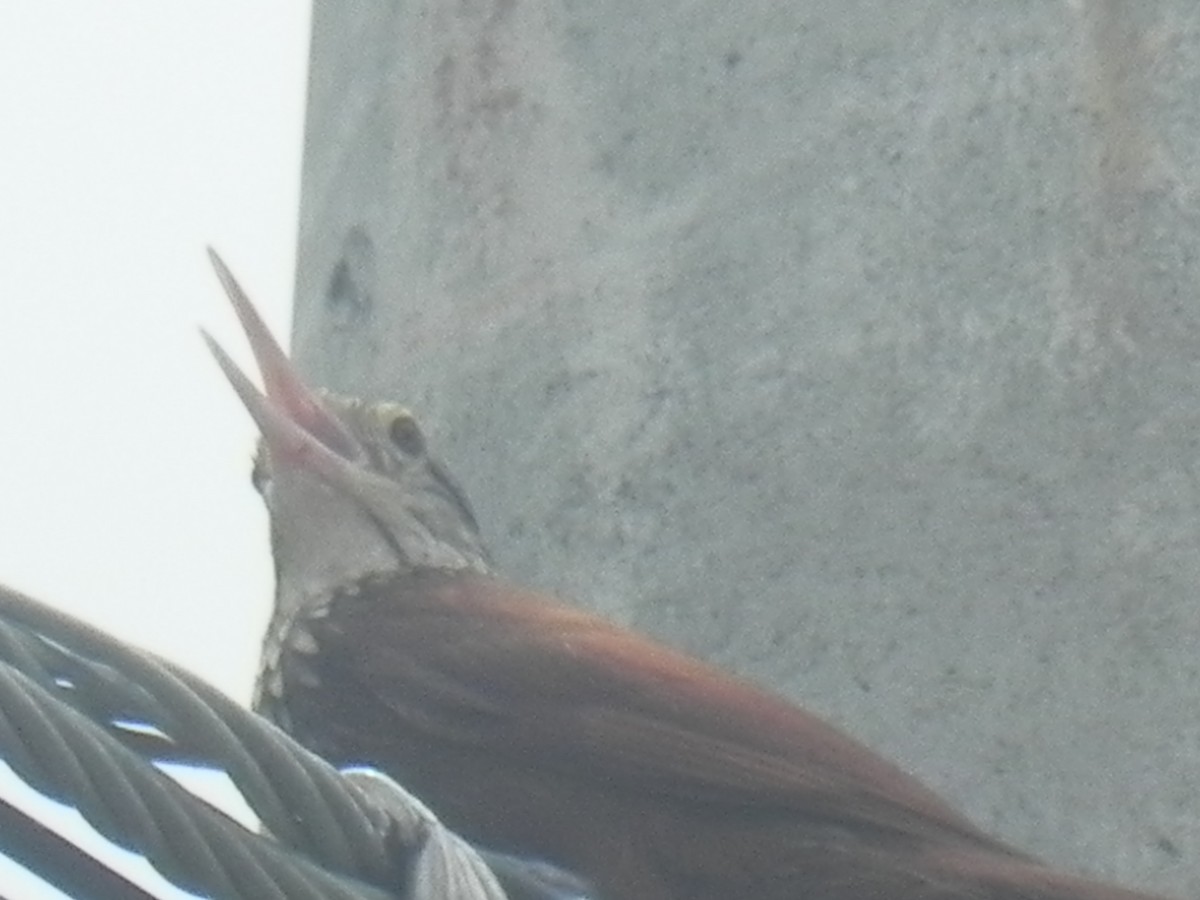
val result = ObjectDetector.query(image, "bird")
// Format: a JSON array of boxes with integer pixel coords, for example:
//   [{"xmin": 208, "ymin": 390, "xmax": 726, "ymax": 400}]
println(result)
[{"xmin": 203, "ymin": 248, "xmax": 1174, "ymax": 900}]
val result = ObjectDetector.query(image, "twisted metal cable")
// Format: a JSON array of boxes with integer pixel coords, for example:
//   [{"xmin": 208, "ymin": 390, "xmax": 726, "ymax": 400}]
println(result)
[
  {"xmin": 0, "ymin": 648, "xmax": 393, "ymax": 900},
  {"xmin": 0, "ymin": 610, "xmax": 373, "ymax": 872},
  {"xmin": 0, "ymin": 792, "xmax": 159, "ymax": 900},
  {"xmin": 0, "ymin": 584, "xmax": 394, "ymax": 878},
  {"xmin": 0, "ymin": 583, "xmax": 517, "ymax": 900}
]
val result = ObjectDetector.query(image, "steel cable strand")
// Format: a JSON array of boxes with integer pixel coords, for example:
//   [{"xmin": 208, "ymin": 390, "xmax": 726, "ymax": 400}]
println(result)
[
  {"xmin": 0, "ymin": 793, "xmax": 159, "ymax": 900},
  {"xmin": 0, "ymin": 584, "xmax": 388, "ymax": 880},
  {"xmin": 0, "ymin": 585, "xmax": 533, "ymax": 899},
  {"xmin": 0, "ymin": 653, "xmax": 398, "ymax": 900}
]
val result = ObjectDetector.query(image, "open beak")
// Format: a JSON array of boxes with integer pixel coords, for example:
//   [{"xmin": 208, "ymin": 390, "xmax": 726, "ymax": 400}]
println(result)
[{"xmin": 202, "ymin": 249, "xmax": 364, "ymax": 480}]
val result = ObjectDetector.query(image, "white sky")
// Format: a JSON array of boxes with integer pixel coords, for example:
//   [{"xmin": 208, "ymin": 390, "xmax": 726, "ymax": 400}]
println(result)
[{"xmin": 0, "ymin": 4, "xmax": 312, "ymax": 896}]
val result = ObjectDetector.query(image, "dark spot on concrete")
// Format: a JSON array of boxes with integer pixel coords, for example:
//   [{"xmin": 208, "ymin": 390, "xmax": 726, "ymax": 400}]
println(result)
[
  {"xmin": 325, "ymin": 225, "xmax": 375, "ymax": 323},
  {"xmin": 724, "ymin": 49, "xmax": 742, "ymax": 69},
  {"xmin": 1155, "ymin": 834, "xmax": 1181, "ymax": 859}
]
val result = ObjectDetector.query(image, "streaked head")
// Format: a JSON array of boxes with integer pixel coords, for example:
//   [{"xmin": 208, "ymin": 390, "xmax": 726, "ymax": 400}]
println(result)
[{"xmin": 202, "ymin": 249, "xmax": 490, "ymax": 615}]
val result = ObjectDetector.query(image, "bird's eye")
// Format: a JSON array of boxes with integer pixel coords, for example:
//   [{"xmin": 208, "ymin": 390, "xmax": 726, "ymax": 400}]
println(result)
[{"xmin": 386, "ymin": 409, "xmax": 425, "ymax": 456}]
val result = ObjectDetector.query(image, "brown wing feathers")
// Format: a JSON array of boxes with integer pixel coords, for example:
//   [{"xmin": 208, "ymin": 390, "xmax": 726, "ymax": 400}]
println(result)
[{"xmin": 273, "ymin": 570, "xmax": 1167, "ymax": 900}]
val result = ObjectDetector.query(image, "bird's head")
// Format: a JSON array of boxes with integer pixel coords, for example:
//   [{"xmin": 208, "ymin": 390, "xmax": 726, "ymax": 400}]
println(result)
[{"xmin": 202, "ymin": 250, "xmax": 491, "ymax": 619}]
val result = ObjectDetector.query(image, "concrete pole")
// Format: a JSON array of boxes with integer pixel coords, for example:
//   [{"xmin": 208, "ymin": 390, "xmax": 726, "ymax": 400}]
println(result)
[{"xmin": 292, "ymin": 3, "xmax": 1200, "ymax": 894}]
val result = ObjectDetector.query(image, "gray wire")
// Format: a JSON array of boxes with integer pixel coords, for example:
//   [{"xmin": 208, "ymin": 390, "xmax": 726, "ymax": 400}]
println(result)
[
  {"xmin": 0, "ymin": 649, "xmax": 393, "ymax": 900},
  {"xmin": 0, "ymin": 584, "xmax": 397, "ymax": 880},
  {"xmin": 0, "ymin": 583, "xmax": 518, "ymax": 900}
]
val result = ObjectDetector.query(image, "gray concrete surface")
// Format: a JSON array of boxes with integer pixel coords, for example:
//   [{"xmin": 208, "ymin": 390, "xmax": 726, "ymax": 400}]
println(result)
[{"xmin": 290, "ymin": 2, "xmax": 1200, "ymax": 895}]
